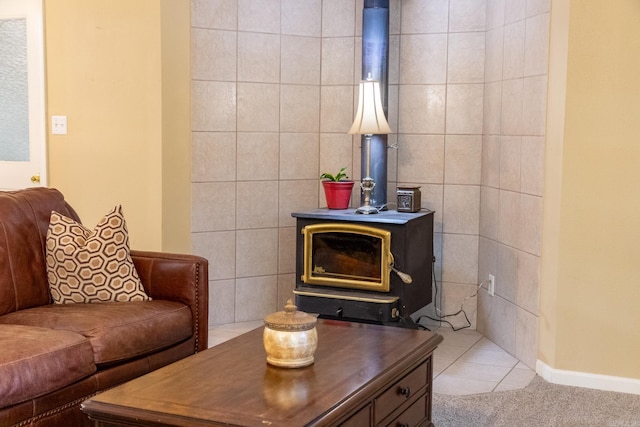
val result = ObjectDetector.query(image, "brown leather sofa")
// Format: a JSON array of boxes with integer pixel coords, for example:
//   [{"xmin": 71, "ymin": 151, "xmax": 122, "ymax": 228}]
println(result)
[{"xmin": 0, "ymin": 188, "xmax": 209, "ymax": 426}]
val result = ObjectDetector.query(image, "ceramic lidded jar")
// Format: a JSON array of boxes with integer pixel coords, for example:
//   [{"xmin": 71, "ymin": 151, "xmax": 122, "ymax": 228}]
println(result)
[{"xmin": 263, "ymin": 299, "xmax": 318, "ymax": 368}]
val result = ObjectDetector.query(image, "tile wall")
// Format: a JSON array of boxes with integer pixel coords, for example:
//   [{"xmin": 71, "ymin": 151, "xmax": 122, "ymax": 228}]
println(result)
[
  {"xmin": 477, "ymin": 0, "xmax": 549, "ymax": 368},
  {"xmin": 191, "ymin": 0, "xmax": 549, "ymax": 368}
]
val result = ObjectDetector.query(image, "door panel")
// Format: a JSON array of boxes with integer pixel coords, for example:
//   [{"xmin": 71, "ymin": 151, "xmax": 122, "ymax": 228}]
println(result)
[{"xmin": 0, "ymin": 0, "xmax": 46, "ymax": 190}]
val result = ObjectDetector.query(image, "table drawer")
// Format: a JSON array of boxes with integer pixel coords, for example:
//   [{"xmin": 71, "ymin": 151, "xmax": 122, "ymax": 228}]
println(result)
[
  {"xmin": 386, "ymin": 394, "xmax": 427, "ymax": 427},
  {"xmin": 374, "ymin": 361, "xmax": 428, "ymax": 421}
]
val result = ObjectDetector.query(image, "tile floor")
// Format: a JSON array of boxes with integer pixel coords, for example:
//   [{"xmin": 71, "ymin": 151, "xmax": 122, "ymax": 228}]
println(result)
[{"xmin": 208, "ymin": 321, "xmax": 536, "ymax": 396}]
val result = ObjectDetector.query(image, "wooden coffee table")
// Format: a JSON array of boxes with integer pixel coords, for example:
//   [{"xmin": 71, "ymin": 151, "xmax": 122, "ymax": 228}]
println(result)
[{"xmin": 82, "ymin": 319, "xmax": 442, "ymax": 427}]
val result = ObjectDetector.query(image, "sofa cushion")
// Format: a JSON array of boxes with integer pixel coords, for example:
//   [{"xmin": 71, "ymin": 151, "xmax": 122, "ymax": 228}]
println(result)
[
  {"xmin": 45, "ymin": 206, "xmax": 150, "ymax": 304},
  {"xmin": 0, "ymin": 301, "xmax": 192, "ymax": 366},
  {"xmin": 0, "ymin": 324, "xmax": 96, "ymax": 408}
]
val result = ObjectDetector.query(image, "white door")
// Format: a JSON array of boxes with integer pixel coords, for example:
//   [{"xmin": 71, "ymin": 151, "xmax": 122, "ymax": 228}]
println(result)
[{"xmin": 0, "ymin": 0, "xmax": 46, "ymax": 190}]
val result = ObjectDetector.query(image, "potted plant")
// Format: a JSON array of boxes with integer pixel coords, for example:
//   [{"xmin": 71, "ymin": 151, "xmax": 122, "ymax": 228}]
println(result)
[{"xmin": 320, "ymin": 167, "xmax": 354, "ymax": 210}]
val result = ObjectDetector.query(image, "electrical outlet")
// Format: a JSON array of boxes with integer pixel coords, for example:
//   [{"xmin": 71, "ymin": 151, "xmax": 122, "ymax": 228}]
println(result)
[
  {"xmin": 488, "ymin": 274, "xmax": 495, "ymax": 296},
  {"xmin": 52, "ymin": 115, "xmax": 67, "ymax": 135}
]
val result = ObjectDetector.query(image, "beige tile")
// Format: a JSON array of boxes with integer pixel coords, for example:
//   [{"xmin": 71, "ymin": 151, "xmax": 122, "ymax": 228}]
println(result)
[
  {"xmin": 322, "ymin": 0, "xmax": 355, "ymax": 37},
  {"xmin": 484, "ymin": 27, "xmax": 504, "ymax": 83},
  {"xmin": 479, "ymin": 187, "xmax": 499, "ymax": 240},
  {"xmin": 386, "ymin": 84, "xmax": 399, "ymax": 132},
  {"xmin": 447, "ymin": 32, "xmax": 485, "ymax": 84},
  {"xmin": 280, "ymin": 85, "xmax": 320, "ymax": 133},
  {"xmin": 238, "ymin": 0, "xmax": 280, "ymax": 33},
  {"xmin": 418, "ymin": 185, "xmax": 444, "ymax": 233},
  {"xmin": 500, "ymin": 135, "xmax": 522, "ymax": 192},
  {"xmin": 191, "ymin": 81, "xmax": 236, "ymax": 132},
  {"xmin": 481, "ymin": 135, "xmax": 500, "ymax": 187},
  {"xmin": 501, "ymin": 78, "xmax": 524, "ymax": 135},
  {"xmin": 321, "ymin": 38, "xmax": 354, "ymax": 85},
  {"xmin": 521, "ymin": 136, "xmax": 545, "ymax": 196},
  {"xmin": 279, "ymin": 133, "xmax": 320, "ymax": 180},
  {"xmin": 236, "ymin": 181, "xmax": 278, "ymax": 229},
  {"xmin": 436, "ymin": 326, "xmax": 484, "ymax": 347},
  {"xmin": 281, "ymin": 36, "xmax": 321, "ymax": 85},
  {"xmin": 524, "ymin": 13, "xmax": 550, "ymax": 77},
  {"xmin": 460, "ymin": 347, "xmax": 518, "ymax": 368},
  {"xmin": 212, "ymin": 319, "xmax": 263, "ymax": 335},
  {"xmin": 277, "ymin": 274, "xmax": 296, "ymax": 309},
  {"xmin": 237, "ymin": 83, "xmax": 280, "ymax": 132},
  {"xmin": 522, "ymin": 75, "xmax": 548, "ymax": 136},
  {"xmin": 399, "ymin": 34, "xmax": 447, "ymax": 84},
  {"xmin": 517, "ymin": 250, "xmax": 540, "ymax": 314},
  {"xmin": 443, "ymin": 185, "xmax": 480, "ymax": 235},
  {"xmin": 445, "ymin": 135, "xmax": 482, "ymax": 185},
  {"xmin": 433, "ymin": 355, "xmax": 453, "ymax": 377},
  {"xmin": 498, "ymin": 189, "xmax": 520, "ymax": 248},
  {"xmin": 237, "ymin": 132, "xmax": 279, "ymax": 181},
  {"xmin": 278, "ymin": 228, "xmax": 296, "ymax": 274},
  {"xmin": 208, "ymin": 279, "xmax": 236, "ymax": 325},
  {"xmin": 397, "ymin": 135, "xmax": 444, "ymax": 183},
  {"xmin": 236, "ymin": 228, "xmax": 278, "ymax": 277},
  {"xmin": 505, "ymin": 0, "xmax": 526, "ymax": 24},
  {"xmin": 192, "ymin": 132, "xmax": 236, "ymax": 183},
  {"xmin": 388, "ymin": 36, "xmax": 400, "ymax": 85},
  {"xmin": 191, "ymin": 182, "xmax": 236, "ymax": 232},
  {"xmin": 519, "ymin": 193, "xmax": 542, "ymax": 256},
  {"xmin": 472, "ymin": 337, "xmax": 504, "ymax": 352},
  {"xmin": 192, "ymin": 0, "xmax": 237, "ymax": 31},
  {"xmin": 398, "ymin": 84, "xmax": 446, "ymax": 134},
  {"xmin": 191, "ymin": 29, "xmax": 236, "ymax": 81},
  {"xmin": 442, "ymin": 233, "xmax": 479, "ymax": 284},
  {"xmin": 435, "ymin": 343, "xmax": 472, "ymax": 363},
  {"xmin": 478, "ymin": 237, "xmax": 497, "ymax": 285},
  {"xmin": 192, "ymin": 231, "xmax": 236, "ymax": 280},
  {"xmin": 235, "ymin": 275, "xmax": 278, "ymax": 322},
  {"xmin": 527, "ymin": 0, "xmax": 550, "ymax": 17},
  {"xmin": 444, "ymin": 360, "xmax": 511, "ymax": 383},
  {"xmin": 503, "ymin": 21, "xmax": 525, "ymax": 79},
  {"xmin": 496, "ymin": 243, "xmax": 518, "ymax": 303},
  {"xmin": 446, "ymin": 84, "xmax": 484, "ymax": 134},
  {"xmin": 440, "ymin": 281, "xmax": 478, "ymax": 329},
  {"xmin": 281, "ymin": 0, "xmax": 321, "ymax": 37},
  {"xmin": 400, "ymin": 0, "xmax": 449, "ymax": 34},
  {"xmin": 434, "ymin": 374, "xmax": 497, "ymax": 395},
  {"xmin": 486, "ymin": 0, "xmax": 505, "ymax": 30},
  {"xmin": 478, "ymin": 294, "xmax": 517, "ymax": 354},
  {"xmin": 279, "ymin": 180, "xmax": 320, "ymax": 227},
  {"xmin": 388, "ymin": 0, "xmax": 400, "ymax": 35},
  {"xmin": 494, "ymin": 368, "xmax": 536, "ymax": 391},
  {"xmin": 515, "ymin": 307, "xmax": 538, "ymax": 368},
  {"xmin": 238, "ymin": 32, "xmax": 280, "ymax": 83},
  {"xmin": 320, "ymin": 85, "xmax": 353, "ymax": 133},
  {"xmin": 449, "ymin": 0, "xmax": 487, "ymax": 32},
  {"xmin": 319, "ymin": 133, "xmax": 354, "ymax": 178},
  {"xmin": 483, "ymin": 81, "xmax": 502, "ymax": 135}
]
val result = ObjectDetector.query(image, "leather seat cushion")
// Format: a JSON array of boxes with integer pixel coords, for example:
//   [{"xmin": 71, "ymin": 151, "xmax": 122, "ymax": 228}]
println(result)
[
  {"xmin": 0, "ymin": 324, "xmax": 96, "ymax": 408},
  {"xmin": 0, "ymin": 300, "xmax": 193, "ymax": 366}
]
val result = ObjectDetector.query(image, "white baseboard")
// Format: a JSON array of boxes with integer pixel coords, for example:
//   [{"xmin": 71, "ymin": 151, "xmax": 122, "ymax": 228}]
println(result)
[{"xmin": 536, "ymin": 360, "xmax": 640, "ymax": 395}]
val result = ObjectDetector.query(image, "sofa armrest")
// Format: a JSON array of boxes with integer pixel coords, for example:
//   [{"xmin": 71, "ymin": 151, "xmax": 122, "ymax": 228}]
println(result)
[{"xmin": 130, "ymin": 250, "xmax": 209, "ymax": 352}]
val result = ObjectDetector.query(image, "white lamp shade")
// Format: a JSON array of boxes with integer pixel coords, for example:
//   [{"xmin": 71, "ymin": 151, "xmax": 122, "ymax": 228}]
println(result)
[{"xmin": 348, "ymin": 80, "xmax": 392, "ymax": 135}]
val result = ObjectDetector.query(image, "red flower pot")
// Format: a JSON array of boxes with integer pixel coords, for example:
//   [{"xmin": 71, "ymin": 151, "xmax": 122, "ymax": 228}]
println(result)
[{"xmin": 322, "ymin": 181, "xmax": 354, "ymax": 209}]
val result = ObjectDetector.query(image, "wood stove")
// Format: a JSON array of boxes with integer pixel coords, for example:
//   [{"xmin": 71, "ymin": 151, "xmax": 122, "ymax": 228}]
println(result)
[{"xmin": 292, "ymin": 209, "xmax": 434, "ymax": 328}]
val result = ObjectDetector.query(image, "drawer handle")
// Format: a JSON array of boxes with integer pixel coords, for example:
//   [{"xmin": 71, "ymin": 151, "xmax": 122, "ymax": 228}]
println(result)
[
  {"xmin": 399, "ymin": 386, "xmax": 411, "ymax": 398},
  {"xmin": 398, "ymin": 423, "xmax": 410, "ymax": 427}
]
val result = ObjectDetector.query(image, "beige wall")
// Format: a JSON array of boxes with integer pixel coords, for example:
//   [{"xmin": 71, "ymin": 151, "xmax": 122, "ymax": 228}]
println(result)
[
  {"xmin": 540, "ymin": 0, "xmax": 640, "ymax": 379},
  {"xmin": 45, "ymin": 0, "xmax": 190, "ymax": 252}
]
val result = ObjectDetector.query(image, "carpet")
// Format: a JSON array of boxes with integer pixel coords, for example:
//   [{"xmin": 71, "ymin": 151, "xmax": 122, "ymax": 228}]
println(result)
[{"xmin": 432, "ymin": 375, "xmax": 640, "ymax": 426}]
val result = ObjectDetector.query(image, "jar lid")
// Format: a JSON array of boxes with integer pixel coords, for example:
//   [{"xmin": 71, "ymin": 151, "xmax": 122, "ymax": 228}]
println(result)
[{"xmin": 264, "ymin": 299, "xmax": 317, "ymax": 331}]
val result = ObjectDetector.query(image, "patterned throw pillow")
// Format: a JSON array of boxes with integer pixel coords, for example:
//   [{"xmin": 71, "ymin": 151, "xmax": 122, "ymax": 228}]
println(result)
[{"xmin": 46, "ymin": 206, "xmax": 150, "ymax": 304}]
